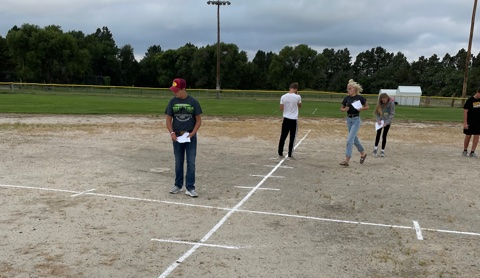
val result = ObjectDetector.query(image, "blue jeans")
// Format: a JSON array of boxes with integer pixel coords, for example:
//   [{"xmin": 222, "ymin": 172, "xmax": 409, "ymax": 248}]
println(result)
[
  {"xmin": 172, "ymin": 135, "xmax": 197, "ymax": 191},
  {"xmin": 345, "ymin": 116, "xmax": 364, "ymax": 158}
]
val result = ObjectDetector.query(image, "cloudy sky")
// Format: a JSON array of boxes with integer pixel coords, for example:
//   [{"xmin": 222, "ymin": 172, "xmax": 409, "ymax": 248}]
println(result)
[{"xmin": 0, "ymin": 0, "xmax": 478, "ymax": 62}]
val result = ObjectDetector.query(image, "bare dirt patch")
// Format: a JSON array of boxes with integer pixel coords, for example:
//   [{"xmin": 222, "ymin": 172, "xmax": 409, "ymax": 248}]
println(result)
[{"xmin": 0, "ymin": 115, "xmax": 478, "ymax": 278}]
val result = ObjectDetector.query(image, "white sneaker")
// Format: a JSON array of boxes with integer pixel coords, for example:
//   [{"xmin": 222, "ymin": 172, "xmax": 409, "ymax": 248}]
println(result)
[
  {"xmin": 185, "ymin": 189, "xmax": 198, "ymax": 197},
  {"xmin": 380, "ymin": 150, "xmax": 385, "ymax": 157},
  {"xmin": 170, "ymin": 186, "xmax": 182, "ymax": 194}
]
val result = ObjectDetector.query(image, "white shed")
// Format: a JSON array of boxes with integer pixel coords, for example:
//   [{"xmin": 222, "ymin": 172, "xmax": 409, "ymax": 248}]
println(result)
[
  {"xmin": 395, "ymin": 86, "xmax": 422, "ymax": 106},
  {"xmin": 378, "ymin": 89, "xmax": 397, "ymax": 97}
]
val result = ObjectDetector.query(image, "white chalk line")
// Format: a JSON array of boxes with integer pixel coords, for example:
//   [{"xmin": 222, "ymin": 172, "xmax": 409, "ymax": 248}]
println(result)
[
  {"xmin": 312, "ymin": 108, "xmax": 318, "ymax": 115},
  {"xmin": 2, "ymin": 182, "xmax": 479, "ymax": 239},
  {"xmin": 71, "ymin": 188, "xmax": 96, "ymax": 197},
  {"xmin": 413, "ymin": 220, "xmax": 424, "ymax": 240},
  {"xmin": 151, "ymin": 239, "xmax": 247, "ymax": 250},
  {"xmin": 264, "ymin": 165, "xmax": 294, "ymax": 169},
  {"xmin": 250, "ymin": 174, "xmax": 284, "ymax": 178},
  {"xmin": 0, "ymin": 184, "xmax": 228, "ymax": 211},
  {"xmin": 234, "ymin": 186, "xmax": 280, "ymax": 191},
  {"xmin": 158, "ymin": 131, "xmax": 312, "ymax": 278}
]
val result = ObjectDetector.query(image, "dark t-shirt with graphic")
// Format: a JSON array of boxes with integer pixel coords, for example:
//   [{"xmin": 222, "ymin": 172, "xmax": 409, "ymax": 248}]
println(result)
[
  {"xmin": 165, "ymin": 95, "xmax": 202, "ymax": 132},
  {"xmin": 464, "ymin": 96, "xmax": 480, "ymax": 127}
]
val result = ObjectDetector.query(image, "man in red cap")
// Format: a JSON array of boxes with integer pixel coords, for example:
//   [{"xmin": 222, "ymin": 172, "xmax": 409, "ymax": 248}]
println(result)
[{"xmin": 165, "ymin": 78, "xmax": 203, "ymax": 197}]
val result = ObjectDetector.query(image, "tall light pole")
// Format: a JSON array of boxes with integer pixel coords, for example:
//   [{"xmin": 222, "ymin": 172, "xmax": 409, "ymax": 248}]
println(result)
[
  {"xmin": 207, "ymin": 0, "xmax": 231, "ymax": 99},
  {"xmin": 462, "ymin": 0, "xmax": 478, "ymax": 104}
]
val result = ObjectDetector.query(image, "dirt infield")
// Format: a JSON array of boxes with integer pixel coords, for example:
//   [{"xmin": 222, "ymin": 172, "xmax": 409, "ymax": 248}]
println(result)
[{"xmin": 0, "ymin": 115, "xmax": 479, "ymax": 278}]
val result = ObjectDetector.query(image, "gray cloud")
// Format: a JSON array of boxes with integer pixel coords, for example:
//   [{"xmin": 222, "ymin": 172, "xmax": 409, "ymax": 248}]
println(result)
[{"xmin": 0, "ymin": 0, "xmax": 477, "ymax": 62}]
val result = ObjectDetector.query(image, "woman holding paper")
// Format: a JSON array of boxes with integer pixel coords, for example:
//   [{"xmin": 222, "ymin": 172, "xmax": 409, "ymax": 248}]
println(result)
[
  {"xmin": 339, "ymin": 79, "xmax": 369, "ymax": 167},
  {"xmin": 373, "ymin": 93, "xmax": 395, "ymax": 157}
]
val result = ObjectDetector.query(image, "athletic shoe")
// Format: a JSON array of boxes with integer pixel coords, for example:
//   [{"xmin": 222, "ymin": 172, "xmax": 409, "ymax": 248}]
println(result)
[
  {"xmin": 170, "ymin": 186, "xmax": 182, "ymax": 194},
  {"xmin": 380, "ymin": 150, "xmax": 385, "ymax": 157},
  {"xmin": 470, "ymin": 152, "xmax": 477, "ymax": 158},
  {"xmin": 372, "ymin": 149, "xmax": 378, "ymax": 157},
  {"xmin": 287, "ymin": 156, "xmax": 296, "ymax": 160},
  {"xmin": 278, "ymin": 155, "xmax": 285, "ymax": 159},
  {"xmin": 185, "ymin": 189, "xmax": 198, "ymax": 197},
  {"xmin": 462, "ymin": 150, "xmax": 468, "ymax": 157}
]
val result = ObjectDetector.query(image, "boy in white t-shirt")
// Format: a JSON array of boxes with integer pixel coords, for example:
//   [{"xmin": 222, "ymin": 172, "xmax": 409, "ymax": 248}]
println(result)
[{"xmin": 278, "ymin": 82, "xmax": 302, "ymax": 159}]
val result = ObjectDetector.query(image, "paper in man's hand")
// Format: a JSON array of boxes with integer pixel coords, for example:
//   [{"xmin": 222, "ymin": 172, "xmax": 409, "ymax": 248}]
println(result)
[{"xmin": 177, "ymin": 132, "xmax": 191, "ymax": 143}]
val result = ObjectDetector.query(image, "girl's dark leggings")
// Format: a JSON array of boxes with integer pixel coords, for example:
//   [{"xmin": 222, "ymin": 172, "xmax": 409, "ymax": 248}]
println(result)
[{"xmin": 375, "ymin": 124, "xmax": 391, "ymax": 149}]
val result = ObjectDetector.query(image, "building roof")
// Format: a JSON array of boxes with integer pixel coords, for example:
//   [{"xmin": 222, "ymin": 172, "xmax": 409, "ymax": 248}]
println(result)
[
  {"xmin": 379, "ymin": 89, "xmax": 397, "ymax": 95},
  {"xmin": 397, "ymin": 86, "xmax": 422, "ymax": 94}
]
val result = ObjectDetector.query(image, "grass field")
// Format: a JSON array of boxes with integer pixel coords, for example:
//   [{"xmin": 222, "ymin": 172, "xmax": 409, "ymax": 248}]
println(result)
[{"xmin": 0, "ymin": 92, "xmax": 464, "ymax": 123}]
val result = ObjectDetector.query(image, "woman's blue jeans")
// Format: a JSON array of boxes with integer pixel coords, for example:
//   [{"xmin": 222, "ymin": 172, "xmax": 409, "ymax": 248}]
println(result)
[
  {"xmin": 345, "ymin": 116, "xmax": 364, "ymax": 158},
  {"xmin": 172, "ymin": 135, "xmax": 197, "ymax": 191}
]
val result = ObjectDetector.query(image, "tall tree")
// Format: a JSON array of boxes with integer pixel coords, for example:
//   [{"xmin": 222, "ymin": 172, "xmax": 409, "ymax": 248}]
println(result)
[
  {"xmin": 118, "ymin": 44, "xmax": 139, "ymax": 86},
  {"xmin": 268, "ymin": 44, "xmax": 326, "ymax": 90},
  {"xmin": 251, "ymin": 50, "xmax": 275, "ymax": 89},
  {"xmin": 353, "ymin": 47, "xmax": 394, "ymax": 93},
  {"xmin": 369, "ymin": 52, "xmax": 411, "ymax": 92},
  {"xmin": 191, "ymin": 45, "xmax": 216, "ymax": 88},
  {"xmin": 6, "ymin": 24, "xmax": 41, "ymax": 82},
  {"xmin": 85, "ymin": 26, "xmax": 119, "ymax": 85},
  {"xmin": 156, "ymin": 49, "xmax": 180, "ymax": 87},
  {"xmin": 0, "ymin": 35, "xmax": 15, "ymax": 81},
  {"xmin": 419, "ymin": 54, "xmax": 443, "ymax": 96},
  {"xmin": 323, "ymin": 48, "xmax": 352, "ymax": 92},
  {"xmin": 64, "ymin": 30, "xmax": 91, "ymax": 84},
  {"xmin": 137, "ymin": 45, "xmax": 162, "ymax": 87},
  {"xmin": 218, "ymin": 43, "xmax": 249, "ymax": 89},
  {"xmin": 174, "ymin": 43, "xmax": 198, "ymax": 86}
]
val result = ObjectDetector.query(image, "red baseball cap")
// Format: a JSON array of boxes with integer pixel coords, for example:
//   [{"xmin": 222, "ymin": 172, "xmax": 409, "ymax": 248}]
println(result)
[{"xmin": 169, "ymin": 78, "xmax": 186, "ymax": 92}]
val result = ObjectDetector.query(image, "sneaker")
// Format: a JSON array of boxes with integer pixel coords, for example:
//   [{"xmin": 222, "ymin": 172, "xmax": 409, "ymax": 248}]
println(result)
[
  {"xmin": 185, "ymin": 189, "xmax": 198, "ymax": 197},
  {"xmin": 278, "ymin": 155, "xmax": 285, "ymax": 159},
  {"xmin": 380, "ymin": 151, "xmax": 385, "ymax": 157},
  {"xmin": 462, "ymin": 150, "xmax": 468, "ymax": 157},
  {"xmin": 470, "ymin": 152, "xmax": 477, "ymax": 158},
  {"xmin": 170, "ymin": 186, "xmax": 182, "ymax": 194},
  {"xmin": 372, "ymin": 149, "xmax": 378, "ymax": 157},
  {"xmin": 287, "ymin": 156, "xmax": 296, "ymax": 160}
]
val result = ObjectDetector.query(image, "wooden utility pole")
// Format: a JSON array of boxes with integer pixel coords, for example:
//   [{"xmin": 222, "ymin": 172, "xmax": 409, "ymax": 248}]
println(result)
[{"xmin": 461, "ymin": 0, "xmax": 478, "ymax": 104}]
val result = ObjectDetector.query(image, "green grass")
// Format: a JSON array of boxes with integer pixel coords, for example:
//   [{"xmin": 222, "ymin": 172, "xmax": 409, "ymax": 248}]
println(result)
[{"xmin": 0, "ymin": 93, "xmax": 464, "ymax": 123}]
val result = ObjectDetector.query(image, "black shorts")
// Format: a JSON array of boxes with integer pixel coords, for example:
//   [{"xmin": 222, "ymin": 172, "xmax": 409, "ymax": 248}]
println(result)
[{"xmin": 464, "ymin": 124, "xmax": 480, "ymax": 135}]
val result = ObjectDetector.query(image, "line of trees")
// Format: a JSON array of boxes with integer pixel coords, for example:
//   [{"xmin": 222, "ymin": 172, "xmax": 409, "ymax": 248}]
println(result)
[{"xmin": 2, "ymin": 23, "xmax": 480, "ymax": 96}]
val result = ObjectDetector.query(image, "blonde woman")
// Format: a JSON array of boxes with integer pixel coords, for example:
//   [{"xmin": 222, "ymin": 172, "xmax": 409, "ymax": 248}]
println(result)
[
  {"xmin": 339, "ymin": 79, "xmax": 369, "ymax": 166},
  {"xmin": 373, "ymin": 93, "xmax": 395, "ymax": 157}
]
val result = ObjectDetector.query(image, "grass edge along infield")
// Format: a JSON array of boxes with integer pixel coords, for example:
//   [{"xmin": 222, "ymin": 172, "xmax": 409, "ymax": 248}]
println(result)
[{"xmin": 0, "ymin": 93, "xmax": 463, "ymax": 123}]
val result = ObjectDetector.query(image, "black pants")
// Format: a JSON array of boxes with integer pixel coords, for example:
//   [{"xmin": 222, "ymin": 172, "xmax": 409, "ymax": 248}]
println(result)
[
  {"xmin": 278, "ymin": 118, "xmax": 298, "ymax": 157},
  {"xmin": 375, "ymin": 124, "xmax": 391, "ymax": 149}
]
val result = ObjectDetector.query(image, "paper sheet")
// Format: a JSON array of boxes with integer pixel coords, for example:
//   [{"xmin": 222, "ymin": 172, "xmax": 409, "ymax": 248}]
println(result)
[
  {"xmin": 177, "ymin": 132, "xmax": 191, "ymax": 143},
  {"xmin": 375, "ymin": 120, "xmax": 384, "ymax": 131},
  {"xmin": 351, "ymin": 100, "xmax": 362, "ymax": 110}
]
